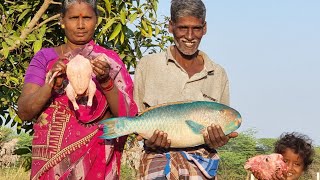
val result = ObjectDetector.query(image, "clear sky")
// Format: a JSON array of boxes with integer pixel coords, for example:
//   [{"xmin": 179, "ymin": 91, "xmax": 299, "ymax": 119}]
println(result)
[{"xmin": 157, "ymin": 0, "xmax": 320, "ymax": 145}]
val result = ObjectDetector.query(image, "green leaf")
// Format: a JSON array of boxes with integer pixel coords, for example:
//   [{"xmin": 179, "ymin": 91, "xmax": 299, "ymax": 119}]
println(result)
[
  {"xmin": 104, "ymin": 0, "xmax": 111, "ymax": 15},
  {"xmin": 18, "ymin": 9, "xmax": 31, "ymax": 22},
  {"xmin": 97, "ymin": 17, "xmax": 103, "ymax": 27},
  {"xmin": 2, "ymin": 42, "xmax": 9, "ymax": 58},
  {"xmin": 97, "ymin": 5, "xmax": 106, "ymax": 15},
  {"xmin": 14, "ymin": 114, "xmax": 22, "ymax": 124},
  {"xmin": 125, "ymin": 28, "xmax": 134, "ymax": 38},
  {"xmin": 155, "ymin": 26, "xmax": 160, "ymax": 36},
  {"xmin": 120, "ymin": 10, "xmax": 126, "ymax": 24},
  {"xmin": 28, "ymin": 34, "xmax": 37, "ymax": 41},
  {"xmin": 139, "ymin": 28, "xmax": 150, "ymax": 38},
  {"xmin": 120, "ymin": 31, "xmax": 125, "ymax": 44},
  {"xmin": 98, "ymin": 18, "xmax": 115, "ymax": 37},
  {"xmin": 141, "ymin": 19, "xmax": 148, "ymax": 31},
  {"xmin": 33, "ymin": 40, "xmax": 42, "ymax": 53},
  {"xmin": 14, "ymin": 147, "xmax": 31, "ymax": 155},
  {"xmin": 119, "ymin": 53, "xmax": 126, "ymax": 59},
  {"xmin": 0, "ymin": 4, "xmax": 4, "ymax": 13},
  {"xmin": 147, "ymin": 24, "xmax": 153, "ymax": 37},
  {"xmin": 129, "ymin": 12, "xmax": 138, "ymax": 23},
  {"xmin": 25, "ymin": 16, "xmax": 31, "ymax": 25},
  {"xmin": 109, "ymin": 23, "xmax": 122, "ymax": 41},
  {"xmin": 37, "ymin": 25, "xmax": 47, "ymax": 39},
  {"xmin": 113, "ymin": 35, "xmax": 119, "ymax": 45},
  {"xmin": 18, "ymin": 4, "xmax": 29, "ymax": 10},
  {"xmin": 9, "ymin": 76, "xmax": 19, "ymax": 85},
  {"xmin": 8, "ymin": 107, "xmax": 15, "ymax": 120},
  {"xmin": 151, "ymin": 0, "xmax": 158, "ymax": 11},
  {"xmin": 5, "ymin": 37, "xmax": 15, "ymax": 46}
]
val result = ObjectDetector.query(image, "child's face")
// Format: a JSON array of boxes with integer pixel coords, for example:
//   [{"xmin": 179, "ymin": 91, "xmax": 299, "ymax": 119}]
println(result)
[{"xmin": 282, "ymin": 148, "xmax": 304, "ymax": 180}]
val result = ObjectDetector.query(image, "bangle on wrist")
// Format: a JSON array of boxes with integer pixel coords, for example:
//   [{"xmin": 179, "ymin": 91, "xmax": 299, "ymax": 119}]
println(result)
[{"xmin": 101, "ymin": 78, "xmax": 114, "ymax": 91}]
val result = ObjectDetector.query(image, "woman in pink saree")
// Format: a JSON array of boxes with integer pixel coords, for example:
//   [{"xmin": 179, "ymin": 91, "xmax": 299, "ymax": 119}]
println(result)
[{"xmin": 17, "ymin": 0, "xmax": 137, "ymax": 179}]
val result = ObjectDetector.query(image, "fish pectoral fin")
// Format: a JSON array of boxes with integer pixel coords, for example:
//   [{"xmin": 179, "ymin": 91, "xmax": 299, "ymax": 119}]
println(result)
[{"xmin": 185, "ymin": 120, "xmax": 205, "ymax": 134}]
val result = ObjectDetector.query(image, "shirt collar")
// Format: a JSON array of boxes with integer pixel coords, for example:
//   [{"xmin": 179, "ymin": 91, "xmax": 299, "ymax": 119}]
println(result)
[
  {"xmin": 165, "ymin": 45, "xmax": 176, "ymax": 64},
  {"xmin": 165, "ymin": 45, "xmax": 215, "ymax": 75}
]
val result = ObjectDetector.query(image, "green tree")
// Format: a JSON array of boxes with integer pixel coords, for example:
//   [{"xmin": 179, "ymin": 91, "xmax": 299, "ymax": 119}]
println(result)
[
  {"xmin": 14, "ymin": 132, "xmax": 32, "ymax": 171},
  {"xmin": 0, "ymin": 126, "xmax": 14, "ymax": 144},
  {"xmin": 217, "ymin": 129, "xmax": 260, "ymax": 179},
  {"xmin": 302, "ymin": 146, "xmax": 320, "ymax": 180},
  {"xmin": 256, "ymin": 137, "xmax": 277, "ymax": 154},
  {"xmin": 0, "ymin": 0, "xmax": 171, "ymax": 132}
]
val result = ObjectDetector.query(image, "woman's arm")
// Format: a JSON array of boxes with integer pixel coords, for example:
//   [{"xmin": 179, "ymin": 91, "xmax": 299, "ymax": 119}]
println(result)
[
  {"xmin": 91, "ymin": 57, "xmax": 120, "ymax": 117},
  {"xmin": 17, "ymin": 83, "xmax": 52, "ymax": 121},
  {"xmin": 100, "ymin": 78, "xmax": 119, "ymax": 117},
  {"xmin": 17, "ymin": 59, "xmax": 66, "ymax": 121}
]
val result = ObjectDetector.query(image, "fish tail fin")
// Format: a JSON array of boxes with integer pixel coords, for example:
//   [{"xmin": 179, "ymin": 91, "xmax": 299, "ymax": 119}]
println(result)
[{"xmin": 99, "ymin": 117, "xmax": 132, "ymax": 139}]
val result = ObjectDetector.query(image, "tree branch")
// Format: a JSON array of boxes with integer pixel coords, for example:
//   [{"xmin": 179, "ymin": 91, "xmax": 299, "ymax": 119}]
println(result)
[
  {"xmin": 32, "ymin": 14, "xmax": 60, "ymax": 31},
  {"xmin": 0, "ymin": 0, "xmax": 53, "ymax": 59},
  {"xmin": 51, "ymin": 1, "xmax": 61, "ymax": 5}
]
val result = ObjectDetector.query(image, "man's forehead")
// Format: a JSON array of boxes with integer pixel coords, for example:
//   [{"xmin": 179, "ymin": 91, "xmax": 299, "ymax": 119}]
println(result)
[
  {"xmin": 172, "ymin": 16, "xmax": 205, "ymax": 25},
  {"xmin": 173, "ymin": 16, "xmax": 205, "ymax": 23},
  {"xmin": 172, "ymin": 21, "xmax": 205, "ymax": 28}
]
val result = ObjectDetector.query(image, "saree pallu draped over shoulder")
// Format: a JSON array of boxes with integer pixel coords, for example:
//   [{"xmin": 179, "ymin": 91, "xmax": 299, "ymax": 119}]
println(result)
[{"xmin": 28, "ymin": 41, "xmax": 137, "ymax": 180}]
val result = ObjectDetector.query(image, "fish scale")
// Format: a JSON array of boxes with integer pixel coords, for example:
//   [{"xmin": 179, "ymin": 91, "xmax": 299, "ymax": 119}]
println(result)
[{"xmin": 100, "ymin": 101, "xmax": 242, "ymax": 148}]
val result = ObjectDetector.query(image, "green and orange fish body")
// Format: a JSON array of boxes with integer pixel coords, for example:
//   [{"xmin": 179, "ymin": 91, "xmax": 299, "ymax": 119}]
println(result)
[{"xmin": 100, "ymin": 101, "xmax": 242, "ymax": 148}]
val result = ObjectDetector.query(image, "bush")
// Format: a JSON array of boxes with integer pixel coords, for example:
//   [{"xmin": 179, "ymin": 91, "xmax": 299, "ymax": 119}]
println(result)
[{"xmin": 120, "ymin": 163, "xmax": 135, "ymax": 180}]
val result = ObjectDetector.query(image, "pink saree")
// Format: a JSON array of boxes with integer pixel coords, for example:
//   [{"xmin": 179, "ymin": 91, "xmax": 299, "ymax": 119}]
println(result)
[{"xmin": 29, "ymin": 41, "xmax": 137, "ymax": 180}]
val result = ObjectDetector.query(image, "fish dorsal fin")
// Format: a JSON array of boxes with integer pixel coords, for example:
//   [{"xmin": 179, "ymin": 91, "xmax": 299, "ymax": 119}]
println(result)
[
  {"xmin": 185, "ymin": 120, "xmax": 205, "ymax": 134},
  {"xmin": 138, "ymin": 100, "xmax": 194, "ymax": 116}
]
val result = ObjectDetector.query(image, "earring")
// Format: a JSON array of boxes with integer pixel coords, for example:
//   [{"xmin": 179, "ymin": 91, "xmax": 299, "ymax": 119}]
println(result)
[{"xmin": 61, "ymin": 24, "xmax": 65, "ymax": 29}]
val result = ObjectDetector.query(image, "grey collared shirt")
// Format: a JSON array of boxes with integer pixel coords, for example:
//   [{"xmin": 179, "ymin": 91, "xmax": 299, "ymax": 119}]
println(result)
[{"xmin": 134, "ymin": 46, "xmax": 230, "ymax": 112}]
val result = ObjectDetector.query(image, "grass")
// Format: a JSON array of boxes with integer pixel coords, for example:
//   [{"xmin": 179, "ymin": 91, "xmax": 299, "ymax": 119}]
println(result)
[
  {"xmin": 0, "ymin": 165, "xmax": 133, "ymax": 180},
  {"xmin": 0, "ymin": 167, "xmax": 30, "ymax": 180},
  {"xmin": 120, "ymin": 164, "xmax": 136, "ymax": 180}
]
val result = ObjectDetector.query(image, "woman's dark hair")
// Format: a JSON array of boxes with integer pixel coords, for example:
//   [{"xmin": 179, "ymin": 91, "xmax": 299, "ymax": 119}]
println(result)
[
  {"xmin": 274, "ymin": 132, "xmax": 314, "ymax": 170},
  {"xmin": 61, "ymin": 0, "xmax": 98, "ymax": 16}
]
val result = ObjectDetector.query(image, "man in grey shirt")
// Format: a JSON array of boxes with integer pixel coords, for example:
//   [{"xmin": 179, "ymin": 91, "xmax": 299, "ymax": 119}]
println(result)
[{"xmin": 134, "ymin": 0, "xmax": 238, "ymax": 179}]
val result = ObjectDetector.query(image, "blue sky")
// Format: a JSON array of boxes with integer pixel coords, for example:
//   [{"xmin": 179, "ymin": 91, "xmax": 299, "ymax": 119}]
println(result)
[{"xmin": 157, "ymin": 0, "xmax": 320, "ymax": 145}]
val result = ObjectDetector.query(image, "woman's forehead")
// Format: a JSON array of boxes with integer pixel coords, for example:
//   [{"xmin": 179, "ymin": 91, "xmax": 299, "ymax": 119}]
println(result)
[{"xmin": 64, "ymin": 2, "xmax": 95, "ymax": 15}]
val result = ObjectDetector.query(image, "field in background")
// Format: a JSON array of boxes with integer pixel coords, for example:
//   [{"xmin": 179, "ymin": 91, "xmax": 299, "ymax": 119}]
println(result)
[{"xmin": 0, "ymin": 167, "xmax": 30, "ymax": 180}]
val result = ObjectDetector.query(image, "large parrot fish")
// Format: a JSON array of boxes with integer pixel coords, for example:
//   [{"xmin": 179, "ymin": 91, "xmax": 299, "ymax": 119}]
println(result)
[{"xmin": 100, "ymin": 101, "xmax": 242, "ymax": 148}]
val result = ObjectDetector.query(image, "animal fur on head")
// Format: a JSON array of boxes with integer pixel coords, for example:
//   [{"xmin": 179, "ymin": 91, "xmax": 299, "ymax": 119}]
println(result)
[{"xmin": 61, "ymin": 0, "xmax": 98, "ymax": 16}]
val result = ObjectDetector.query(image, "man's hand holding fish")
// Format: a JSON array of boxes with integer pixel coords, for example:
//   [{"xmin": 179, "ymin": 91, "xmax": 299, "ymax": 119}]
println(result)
[{"xmin": 137, "ymin": 124, "xmax": 238, "ymax": 150}]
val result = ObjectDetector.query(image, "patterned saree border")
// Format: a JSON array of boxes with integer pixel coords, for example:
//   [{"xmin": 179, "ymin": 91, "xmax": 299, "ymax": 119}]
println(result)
[
  {"xmin": 31, "ymin": 129, "xmax": 99, "ymax": 180},
  {"xmin": 32, "ymin": 102, "xmax": 71, "ymax": 159}
]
